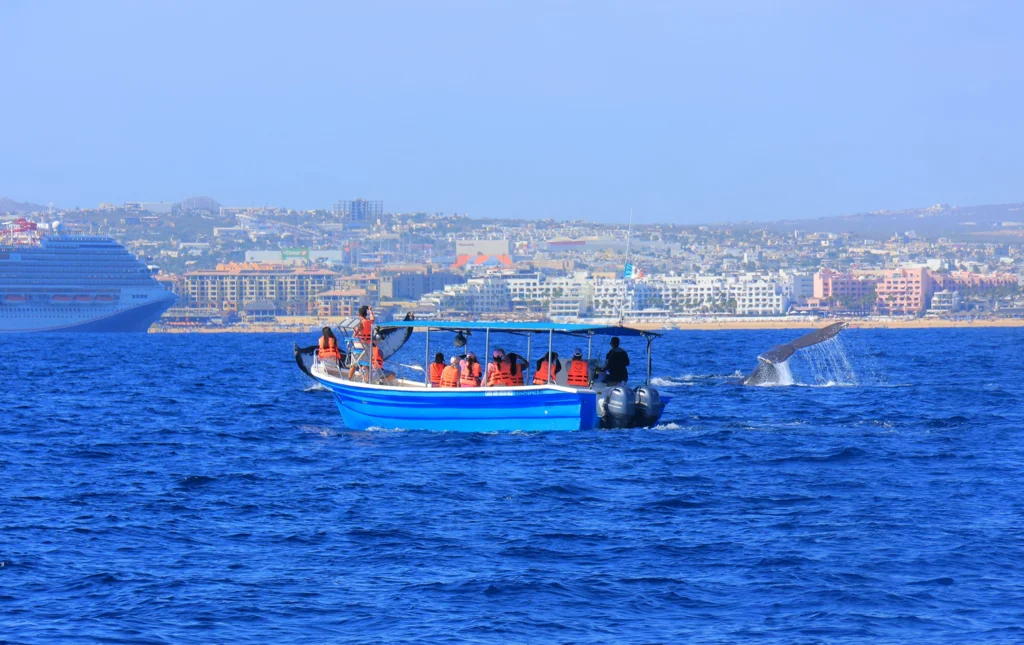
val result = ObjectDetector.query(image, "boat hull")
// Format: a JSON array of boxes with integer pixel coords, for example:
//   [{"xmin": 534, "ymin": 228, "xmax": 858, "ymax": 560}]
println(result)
[
  {"xmin": 315, "ymin": 377, "xmax": 599, "ymax": 432},
  {"xmin": 0, "ymin": 296, "xmax": 175, "ymax": 332}
]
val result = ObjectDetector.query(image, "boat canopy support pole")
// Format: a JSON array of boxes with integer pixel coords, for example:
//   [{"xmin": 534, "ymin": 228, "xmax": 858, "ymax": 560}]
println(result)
[
  {"xmin": 526, "ymin": 333, "xmax": 532, "ymax": 382},
  {"xmin": 424, "ymin": 328, "xmax": 430, "ymax": 386},
  {"xmin": 587, "ymin": 333, "xmax": 594, "ymax": 387},
  {"xmin": 367, "ymin": 327, "xmax": 373, "ymax": 383},
  {"xmin": 484, "ymin": 328, "xmax": 490, "ymax": 381},
  {"xmin": 547, "ymin": 330, "xmax": 553, "ymax": 383},
  {"xmin": 646, "ymin": 334, "xmax": 653, "ymax": 386}
]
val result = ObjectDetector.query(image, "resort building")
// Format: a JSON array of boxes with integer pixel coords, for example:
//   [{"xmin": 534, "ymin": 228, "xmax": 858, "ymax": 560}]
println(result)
[{"xmin": 182, "ymin": 263, "xmax": 337, "ymax": 314}]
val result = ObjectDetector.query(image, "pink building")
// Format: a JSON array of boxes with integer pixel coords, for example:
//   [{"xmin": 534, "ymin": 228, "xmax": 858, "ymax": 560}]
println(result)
[
  {"xmin": 813, "ymin": 268, "xmax": 1017, "ymax": 314},
  {"xmin": 813, "ymin": 268, "xmax": 881, "ymax": 307},
  {"xmin": 875, "ymin": 267, "xmax": 933, "ymax": 314},
  {"xmin": 934, "ymin": 271, "xmax": 1018, "ymax": 291}
]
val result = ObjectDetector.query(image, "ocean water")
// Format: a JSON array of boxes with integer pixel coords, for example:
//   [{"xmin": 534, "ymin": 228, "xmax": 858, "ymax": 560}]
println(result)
[{"xmin": 2, "ymin": 328, "xmax": 1024, "ymax": 643}]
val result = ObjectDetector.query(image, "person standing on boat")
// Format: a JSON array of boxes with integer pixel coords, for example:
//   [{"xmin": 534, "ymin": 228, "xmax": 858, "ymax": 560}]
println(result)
[
  {"xmin": 429, "ymin": 352, "xmax": 446, "ymax": 387},
  {"xmin": 485, "ymin": 349, "xmax": 512, "ymax": 387},
  {"xmin": 603, "ymin": 336, "xmax": 630, "ymax": 385},
  {"xmin": 533, "ymin": 351, "xmax": 561, "ymax": 385},
  {"xmin": 348, "ymin": 305, "xmax": 375, "ymax": 381},
  {"xmin": 566, "ymin": 348, "xmax": 591, "ymax": 387},
  {"xmin": 459, "ymin": 352, "xmax": 482, "ymax": 387}
]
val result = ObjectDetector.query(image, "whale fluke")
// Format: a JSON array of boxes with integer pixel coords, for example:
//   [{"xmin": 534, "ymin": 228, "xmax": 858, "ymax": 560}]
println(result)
[
  {"xmin": 294, "ymin": 312, "xmax": 415, "ymax": 381},
  {"xmin": 743, "ymin": 322, "xmax": 847, "ymax": 385},
  {"xmin": 294, "ymin": 343, "xmax": 319, "ymax": 379}
]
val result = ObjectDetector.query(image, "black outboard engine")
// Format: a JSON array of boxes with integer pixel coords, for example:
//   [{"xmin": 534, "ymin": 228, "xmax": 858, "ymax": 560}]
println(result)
[
  {"xmin": 633, "ymin": 386, "xmax": 663, "ymax": 427},
  {"xmin": 601, "ymin": 385, "xmax": 635, "ymax": 429}
]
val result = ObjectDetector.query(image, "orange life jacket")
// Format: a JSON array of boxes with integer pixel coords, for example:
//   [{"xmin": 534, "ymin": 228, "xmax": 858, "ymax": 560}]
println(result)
[
  {"xmin": 509, "ymin": 363, "xmax": 525, "ymax": 386},
  {"xmin": 533, "ymin": 360, "xmax": 556, "ymax": 385},
  {"xmin": 460, "ymin": 361, "xmax": 482, "ymax": 387},
  {"xmin": 429, "ymin": 362, "xmax": 445, "ymax": 386},
  {"xmin": 487, "ymin": 360, "xmax": 511, "ymax": 386},
  {"xmin": 318, "ymin": 336, "xmax": 341, "ymax": 360},
  {"xmin": 371, "ymin": 345, "xmax": 383, "ymax": 369},
  {"xmin": 439, "ymin": 365, "xmax": 460, "ymax": 387},
  {"xmin": 355, "ymin": 318, "xmax": 372, "ymax": 343},
  {"xmin": 567, "ymin": 358, "xmax": 590, "ymax": 387}
]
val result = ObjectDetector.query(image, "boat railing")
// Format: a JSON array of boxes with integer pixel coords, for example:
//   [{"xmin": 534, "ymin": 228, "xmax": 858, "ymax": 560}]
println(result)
[{"xmin": 310, "ymin": 340, "xmax": 424, "ymax": 387}]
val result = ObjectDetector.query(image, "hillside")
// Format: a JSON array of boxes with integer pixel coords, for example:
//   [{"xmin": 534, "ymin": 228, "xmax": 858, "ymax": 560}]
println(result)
[
  {"xmin": 0, "ymin": 197, "xmax": 49, "ymax": 214},
  {"xmin": 763, "ymin": 202, "xmax": 1024, "ymax": 240}
]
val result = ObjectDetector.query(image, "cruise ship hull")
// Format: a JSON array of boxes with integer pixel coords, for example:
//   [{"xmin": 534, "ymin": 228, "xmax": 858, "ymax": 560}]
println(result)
[
  {"xmin": 54, "ymin": 297, "xmax": 172, "ymax": 332},
  {"xmin": 1, "ymin": 233, "xmax": 177, "ymax": 333},
  {"xmin": 0, "ymin": 295, "xmax": 176, "ymax": 333}
]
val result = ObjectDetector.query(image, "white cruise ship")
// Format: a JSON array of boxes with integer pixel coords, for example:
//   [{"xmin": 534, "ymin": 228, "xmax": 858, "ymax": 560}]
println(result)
[{"xmin": 0, "ymin": 220, "xmax": 176, "ymax": 332}]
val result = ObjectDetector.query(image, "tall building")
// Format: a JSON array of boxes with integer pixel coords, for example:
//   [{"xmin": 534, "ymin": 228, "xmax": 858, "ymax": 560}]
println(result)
[
  {"xmin": 875, "ymin": 267, "xmax": 934, "ymax": 314},
  {"xmin": 333, "ymin": 199, "xmax": 383, "ymax": 222},
  {"xmin": 182, "ymin": 263, "xmax": 337, "ymax": 314},
  {"xmin": 813, "ymin": 268, "xmax": 880, "ymax": 307}
]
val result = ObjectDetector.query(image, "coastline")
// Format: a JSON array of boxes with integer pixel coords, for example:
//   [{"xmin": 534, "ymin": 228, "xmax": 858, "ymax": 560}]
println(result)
[{"xmin": 150, "ymin": 317, "xmax": 1024, "ymax": 333}]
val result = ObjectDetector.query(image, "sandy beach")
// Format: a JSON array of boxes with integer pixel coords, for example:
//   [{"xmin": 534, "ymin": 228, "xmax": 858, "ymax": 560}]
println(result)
[{"xmin": 151, "ymin": 317, "xmax": 1024, "ymax": 333}]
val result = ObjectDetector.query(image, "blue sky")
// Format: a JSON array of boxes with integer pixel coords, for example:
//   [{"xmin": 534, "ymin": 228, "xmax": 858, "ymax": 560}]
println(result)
[{"xmin": 2, "ymin": 1, "xmax": 1021, "ymax": 223}]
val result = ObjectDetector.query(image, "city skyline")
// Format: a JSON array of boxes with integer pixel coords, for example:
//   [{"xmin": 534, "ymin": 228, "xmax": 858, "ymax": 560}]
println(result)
[{"xmin": 3, "ymin": 1, "xmax": 1023, "ymax": 223}]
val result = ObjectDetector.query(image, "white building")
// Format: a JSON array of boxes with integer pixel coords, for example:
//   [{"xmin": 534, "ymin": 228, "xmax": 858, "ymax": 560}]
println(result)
[
  {"xmin": 928, "ymin": 290, "xmax": 961, "ymax": 314},
  {"xmin": 124, "ymin": 201, "xmax": 173, "ymax": 214},
  {"xmin": 456, "ymin": 239, "xmax": 512, "ymax": 257},
  {"xmin": 417, "ymin": 272, "xmax": 791, "ymax": 319},
  {"xmin": 422, "ymin": 278, "xmax": 511, "ymax": 315}
]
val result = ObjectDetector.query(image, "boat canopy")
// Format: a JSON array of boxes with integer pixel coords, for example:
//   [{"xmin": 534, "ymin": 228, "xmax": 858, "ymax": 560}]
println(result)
[{"xmin": 375, "ymin": 320, "xmax": 659, "ymax": 337}]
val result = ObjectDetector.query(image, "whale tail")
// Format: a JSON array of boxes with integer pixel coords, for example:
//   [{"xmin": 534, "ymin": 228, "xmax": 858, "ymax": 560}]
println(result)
[
  {"xmin": 295, "ymin": 311, "xmax": 416, "ymax": 381},
  {"xmin": 743, "ymin": 322, "xmax": 847, "ymax": 385}
]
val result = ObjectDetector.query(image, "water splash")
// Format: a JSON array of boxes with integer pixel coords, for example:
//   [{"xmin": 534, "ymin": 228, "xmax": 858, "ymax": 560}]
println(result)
[
  {"xmin": 773, "ymin": 360, "xmax": 795, "ymax": 386},
  {"xmin": 753, "ymin": 336, "xmax": 857, "ymax": 387},
  {"xmin": 651, "ymin": 377, "xmax": 695, "ymax": 387},
  {"xmin": 798, "ymin": 337, "xmax": 857, "ymax": 386}
]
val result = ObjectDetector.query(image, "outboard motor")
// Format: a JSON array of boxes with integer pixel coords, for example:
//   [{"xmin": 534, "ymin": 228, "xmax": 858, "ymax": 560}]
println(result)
[
  {"xmin": 633, "ymin": 386, "xmax": 663, "ymax": 427},
  {"xmin": 601, "ymin": 385, "xmax": 635, "ymax": 429}
]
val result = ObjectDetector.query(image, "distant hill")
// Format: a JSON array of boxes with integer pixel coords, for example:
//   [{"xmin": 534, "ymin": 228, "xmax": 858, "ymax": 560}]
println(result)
[
  {"xmin": 0, "ymin": 197, "xmax": 49, "ymax": 214},
  {"xmin": 762, "ymin": 202, "xmax": 1024, "ymax": 240}
]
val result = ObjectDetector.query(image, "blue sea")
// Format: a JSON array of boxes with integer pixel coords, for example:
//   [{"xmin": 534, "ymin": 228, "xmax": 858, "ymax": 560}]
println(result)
[{"xmin": 2, "ymin": 328, "xmax": 1024, "ymax": 644}]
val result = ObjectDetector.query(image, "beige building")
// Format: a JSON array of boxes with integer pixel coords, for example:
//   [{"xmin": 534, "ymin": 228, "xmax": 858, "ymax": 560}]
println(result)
[
  {"xmin": 313, "ymin": 289, "xmax": 370, "ymax": 316},
  {"xmin": 183, "ymin": 263, "xmax": 337, "ymax": 314}
]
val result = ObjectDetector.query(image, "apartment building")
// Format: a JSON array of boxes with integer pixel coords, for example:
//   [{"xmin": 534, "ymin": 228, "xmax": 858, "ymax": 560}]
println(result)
[
  {"xmin": 183, "ymin": 263, "xmax": 337, "ymax": 314},
  {"xmin": 875, "ymin": 267, "xmax": 933, "ymax": 314},
  {"xmin": 813, "ymin": 268, "xmax": 881, "ymax": 305},
  {"xmin": 312, "ymin": 288, "xmax": 370, "ymax": 316},
  {"xmin": 418, "ymin": 272, "xmax": 794, "ymax": 319}
]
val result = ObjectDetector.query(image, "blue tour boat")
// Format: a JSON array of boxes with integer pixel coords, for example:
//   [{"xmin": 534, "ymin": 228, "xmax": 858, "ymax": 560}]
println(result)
[{"xmin": 309, "ymin": 320, "xmax": 668, "ymax": 432}]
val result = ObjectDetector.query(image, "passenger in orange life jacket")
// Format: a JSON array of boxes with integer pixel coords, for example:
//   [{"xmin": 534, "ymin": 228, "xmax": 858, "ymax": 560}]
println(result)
[
  {"xmin": 439, "ymin": 356, "xmax": 461, "ymax": 387},
  {"xmin": 317, "ymin": 327, "xmax": 342, "ymax": 363},
  {"xmin": 566, "ymin": 348, "xmax": 591, "ymax": 387},
  {"xmin": 533, "ymin": 351, "xmax": 561, "ymax": 385},
  {"xmin": 459, "ymin": 352, "xmax": 482, "ymax": 387},
  {"xmin": 506, "ymin": 352, "xmax": 529, "ymax": 386},
  {"xmin": 348, "ymin": 305, "xmax": 375, "ymax": 380},
  {"xmin": 485, "ymin": 348, "xmax": 512, "ymax": 387},
  {"xmin": 428, "ymin": 352, "xmax": 446, "ymax": 387}
]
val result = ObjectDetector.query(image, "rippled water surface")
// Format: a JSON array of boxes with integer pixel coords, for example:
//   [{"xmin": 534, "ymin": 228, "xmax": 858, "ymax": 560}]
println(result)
[{"xmin": 3, "ymin": 328, "xmax": 1024, "ymax": 643}]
